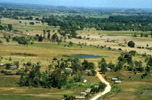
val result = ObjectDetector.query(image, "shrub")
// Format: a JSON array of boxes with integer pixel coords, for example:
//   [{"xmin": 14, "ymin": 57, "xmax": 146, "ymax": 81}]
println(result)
[
  {"xmin": 29, "ymin": 22, "xmax": 34, "ymax": 25},
  {"xmin": 69, "ymin": 41, "xmax": 73, "ymax": 46},
  {"xmin": 129, "ymin": 50, "xmax": 136, "ymax": 56},
  {"xmin": 26, "ymin": 61, "xmax": 32, "ymax": 66},
  {"xmin": 64, "ymin": 95, "xmax": 75, "ymax": 100},
  {"xmin": 12, "ymin": 36, "xmax": 29, "ymax": 45},
  {"xmin": 0, "ymin": 40, "xmax": 2, "ymax": 43},
  {"xmin": 91, "ymin": 70, "xmax": 97, "ymax": 76},
  {"xmin": 6, "ymin": 38, "xmax": 10, "ymax": 42},
  {"xmin": 128, "ymin": 41, "xmax": 135, "ymax": 48},
  {"xmin": 6, "ymin": 64, "xmax": 11, "ymax": 69},
  {"xmin": 77, "ymin": 36, "xmax": 82, "ymax": 39},
  {"xmin": 118, "ymin": 48, "xmax": 122, "ymax": 51}
]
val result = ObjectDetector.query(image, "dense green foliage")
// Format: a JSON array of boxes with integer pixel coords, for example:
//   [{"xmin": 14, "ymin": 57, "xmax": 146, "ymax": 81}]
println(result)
[
  {"xmin": 99, "ymin": 52, "xmax": 152, "ymax": 77},
  {"xmin": 19, "ymin": 58, "xmax": 97, "ymax": 89},
  {"xmin": 128, "ymin": 41, "xmax": 135, "ymax": 48},
  {"xmin": 8, "ymin": 24, "xmax": 13, "ymax": 31},
  {"xmin": 41, "ymin": 15, "xmax": 152, "ymax": 37},
  {"xmin": 0, "ymin": 39, "xmax": 2, "ymax": 43},
  {"xmin": 12, "ymin": 36, "xmax": 29, "ymax": 45},
  {"xmin": 0, "ymin": 25, "xmax": 5, "ymax": 30},
  {"xmin": 98, "ymin": 58, "xmax": 107, "ymax": 74},
  {"xmin": 43, "ymin": 15, "xmax": 152, "ymax": 31}
]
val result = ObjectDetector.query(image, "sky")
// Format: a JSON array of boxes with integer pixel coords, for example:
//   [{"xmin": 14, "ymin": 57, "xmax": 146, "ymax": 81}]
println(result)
[{"xmin": 0, "ymin": 0, "xmax": 152, "ymax": 8}]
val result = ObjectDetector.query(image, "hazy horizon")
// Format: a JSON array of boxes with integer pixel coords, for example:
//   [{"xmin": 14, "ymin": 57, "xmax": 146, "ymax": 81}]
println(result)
[{"xmin": 0, "ymin": 0, "xmax": 152, "ymax": 9}]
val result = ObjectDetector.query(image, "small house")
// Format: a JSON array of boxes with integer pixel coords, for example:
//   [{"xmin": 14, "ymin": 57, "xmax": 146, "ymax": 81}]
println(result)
[
  {"xmin": 10, "ymin": 65, "xmax": 18, "ymax": 69},
  {"xmin": 106, "ymin": 67, "xmax": 111, "ymax": 71},
  {"xmin": 85, "ymin": 70, "xmax": 91, "ymax": 73},
  {"xmin": 83, "ymin": 79, "xmax": 87, "ymax": 83},
  {"xmin": 65, "ymin": 68, "xmax": 73, "ymax": 72},
  {"xmin": 115, "ymin": 80, "xmax": 121, "ymax": 84},
  {"xmin": 80, "ymin": 92, "xmax": 87, "ymax": 96},
  {"xmin": 0, "ymin": 63, "xmax": 4, "ymax": 67},
  {"xmin": 111, "ymin": 77, "xmax": 118, "ymax": 81},
  {"xmin": 75, "ymin": 96, "xmax": 85, "ymax": 100},
  {"xmin": 85, "ymin": 88, "xmax": 91, "ymax": 93}
]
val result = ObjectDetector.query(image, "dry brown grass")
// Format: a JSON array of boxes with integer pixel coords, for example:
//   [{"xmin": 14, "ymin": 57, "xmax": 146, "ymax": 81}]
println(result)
[{"xmin": 67, "ymin": 31, "xmax": 152, "ymax": 55}]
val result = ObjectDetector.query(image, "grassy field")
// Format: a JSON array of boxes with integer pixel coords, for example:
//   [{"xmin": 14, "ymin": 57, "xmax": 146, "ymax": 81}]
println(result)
[
  {"xmin": 67, "ymin": 28, "xmax": 152, "ymax": 56},
  {"xmin": 1, "ymin": 18, "xmax": 59, "ymax": 35},
  {"xmin": 0, "ymin": 41, "xmax": 151, "ymax": 100},
  {"xmin": 98, "ymin": 71, "xmax": 152, "ymax": 100},
  {"xmin": 77, "ymin": 28, "xmax": 151, "ymax": 35},
  {"xmin": 1, "ymin": 18, "xmax": 152, "ymax": 100},
  {"xmin": 0, "ymin": 40, "xmax": 120, "ymax": 100},
  {"xmin": 0, "ymin": 42, "xmax": 121, "ymax": 65}
]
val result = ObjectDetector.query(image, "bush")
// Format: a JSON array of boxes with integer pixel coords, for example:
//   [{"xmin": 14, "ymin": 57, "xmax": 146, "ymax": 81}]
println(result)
[
  {"xmin": 12, "ymin": 36, "xmax": 29, "ymax": 45},
  {"xmin": 16, "ymin": 70, "xmax": 23, "ymax": 75},
  {"xmin": 128, "ymin": 41, "xmax": 135, "ymax": 48},
  {"xmin": 14, "ymin": 61, "xmax": 19, "ymax": 68},
  {"xmin": 4, "ymin": 70, "xmax": 12, "ymax": 75},
  {"xmin": 118, "ymin": 48, "xmax": 122, "ymax": 51},
  {"xmin": 6, "ymin": 38, "xmax": 10, "ymax": 42},
  {"xmin": 26, "ymin": 61, "xmax": 32, "ymax": 66},
  {"xmin": 0, "ymin": 25, "xmax": 5, "ymax": 30},
  {"xmin": 91, "ymin": 82, "xmax": 106, "ymax": 93},
  {"xmin": 6, "ymin": 64, "xmax": 11, "ymax": 69},
  {"xmin": 76, "ymin": 36, "xmax": 82, "ymax": 39},
  {"xmin": 129, "ymin": 50, "xmax": 136, "ymax": 56},
  {"xmin": 91, "ymin": 70, "xmax": 97, "ymax": 76},
  {"xmin": 69, "ymin": 41, "xmax": 73, "ymax": 46},
  {"xmin": 64, "ymin": 95, "xmax": 75, "ymax": 100},
  {"xmin": 147, "ymin": 57, "xmax": 152, "ymax": 67},
  {"xmin": 1, "ymin": 70, "xmax": 5, "ymax": 73},
  {"xmin": 74, "ymin": 73, "xmax": 82, "ymax": 82},
  {"xmin": 0, "ymin": 40, "xmax": 2, "ymax": 43},
  {"xmin": 111, "ymin": 85, "xmax": 121, "ymax": 93},
  {"xmin": 29, "ymin": 22, "xmax": 34, "ymax": 25}
]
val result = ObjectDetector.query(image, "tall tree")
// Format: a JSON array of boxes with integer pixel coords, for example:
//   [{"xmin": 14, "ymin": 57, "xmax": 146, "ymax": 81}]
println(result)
[
  {"xmin": 98, "ymin": 58, "xmax": 107, "ymax": 74},
  {"xmin": 8, "ymin": 24, "xmax": 13, "ymax": 31},
  {"xmin": 51, "ymin": 33, "xmax": 58, "ymax": 42},
  {"xmin": 147, "ymin": 57, "xmax": 152, "ymax": 67},
  {"xmin": 43, "ymin": 30, "xmax": 46, "ymax": 38}
]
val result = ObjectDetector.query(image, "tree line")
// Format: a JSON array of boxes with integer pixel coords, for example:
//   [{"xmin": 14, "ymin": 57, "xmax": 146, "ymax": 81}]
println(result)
[{"xmin": 99, "ymin": 51, "xmax": 152, "ymax": 79}]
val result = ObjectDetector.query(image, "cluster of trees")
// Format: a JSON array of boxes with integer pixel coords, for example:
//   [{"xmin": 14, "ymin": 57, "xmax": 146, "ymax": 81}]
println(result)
[
  {"xmin": 12, "ymin": 36, "xmax": 29, "ymax": 45},
  {"xmin": 35, "ymin": 33, "xmax": 60, "ymax": 43},
  {"xmin": 1, "ymin": 4, "xmax": 152, "ymax": 33},
  {"xmin": 0, "ymin": 25, "xmax": 5, "ymax": 30},
  {"xmin": 90, "ymin": 82, "xmax": 106, "ymax": 93},
  {"xmin": 42, "ymin": 16, "xmax": 78, "ymax": 38},
  {"xmin": 0, "ymin": 5, "xmax": 38, "ymax": 20},
  {"xmin": 133, "ymin": 32, "xmax": 152, "ymax": 38},
  {"xmin": 19, "ymin": 58, "xmax": 96, "ymax": 89},
  {"xmin": 0, "ymin": 23, "xmax": 14, "ymax": 31},
  {"xmin": 19, "ymin": 64, "xmax": 67, "ymax": 88},
  {"xmin": 3, "ymin": 32, "xmax": 62, "ymax": 45},
  {"xmin": 99, "ymin": 51, "xmax": 152, "ymax": 78},
  {"xmin": 42, "ymin": 15, "xmax": 152, "ymax": 38},
  {"xmin": 0, "ymin": 20, "xmax": 7, "ymax": 30}
]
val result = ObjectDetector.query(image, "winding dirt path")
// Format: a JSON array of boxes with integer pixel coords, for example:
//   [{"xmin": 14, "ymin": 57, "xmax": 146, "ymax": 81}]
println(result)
[{"xmin": 91, "ymin": 70, "xmax": 111, "ymax": 100}]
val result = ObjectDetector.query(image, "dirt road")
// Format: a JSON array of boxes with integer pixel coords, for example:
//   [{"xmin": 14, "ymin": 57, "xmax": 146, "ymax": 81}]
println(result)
[{"xmin": 91, "ymin": 70, "xmax": 111, "ymax": 100}]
